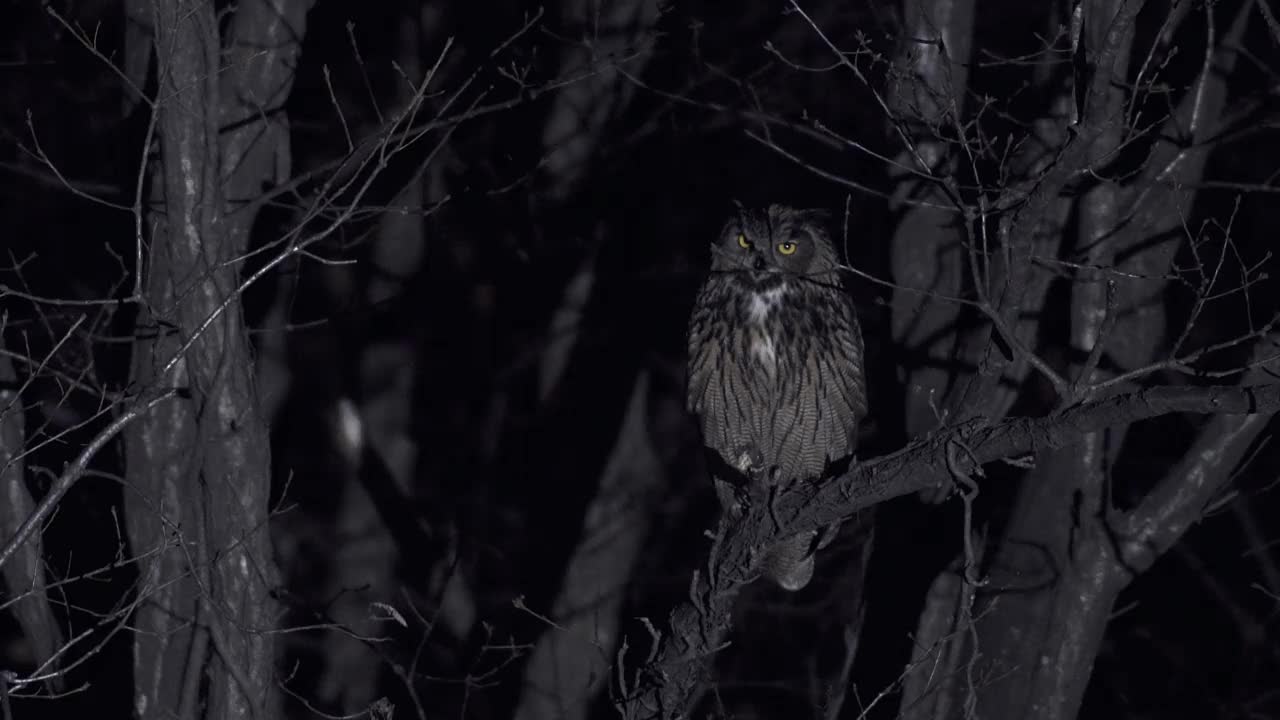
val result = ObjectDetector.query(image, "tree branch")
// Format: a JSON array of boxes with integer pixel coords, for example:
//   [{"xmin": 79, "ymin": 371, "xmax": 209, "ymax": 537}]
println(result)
[
  {"xmin": 1122, "ymin": 337, "xmax": 1280, "ymax": 571},
  {"xmin": 0, "ymin": 387, "xmax": 179, "ymax": 573},
  {"xmin": 622, "ymin": 380, "xmax": 1280, "ymax": 718}
]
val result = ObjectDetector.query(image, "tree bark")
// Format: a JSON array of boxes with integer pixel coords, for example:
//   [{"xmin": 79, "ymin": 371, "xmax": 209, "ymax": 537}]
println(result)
[
  {"xmin": 125, "ymin": 3, "xmax": 221, "ymax": 716},
  {"xmin": 125, "ymin": 1, "xmax": 310, "ymax": 718},
  {"xmin": 888, "ymin": 0, "xmax": 975, "ymax": 439}
]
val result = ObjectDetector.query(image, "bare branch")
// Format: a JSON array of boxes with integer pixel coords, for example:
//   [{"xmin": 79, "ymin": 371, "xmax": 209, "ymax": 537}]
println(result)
[
  {"xmin": 0, "ymin": 387, "xmax": 178, "ymax": 573},
  {"xmin": 623, "ymin": 380, "xmax": 1280, "ymax": 717}
]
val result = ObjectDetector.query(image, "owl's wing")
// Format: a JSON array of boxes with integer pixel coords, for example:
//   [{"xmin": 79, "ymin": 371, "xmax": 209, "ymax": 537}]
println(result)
[
  {"xmin": 826, "ymin": 298, "xmax": 869, "ymax": 453},
  {"xmin": 685, "ymin": 282, "xmax": 722, "ymax": 416}
]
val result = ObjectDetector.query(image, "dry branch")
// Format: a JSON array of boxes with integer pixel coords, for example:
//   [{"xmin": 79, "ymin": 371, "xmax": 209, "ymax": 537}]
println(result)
[{"xmin": 622, "ymin": 380, "xmax": 1280, "ymax": 718}]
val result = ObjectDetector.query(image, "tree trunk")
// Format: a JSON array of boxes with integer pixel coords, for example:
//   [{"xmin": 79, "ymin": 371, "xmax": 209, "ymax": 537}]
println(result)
[
  {"xmin": 0, "ymin": 352, "xmax": 64, "ymax": 691},
  {"xmin": 125, "ymin": 1, "xmax": 310, "ymax": 717},
  {"xmin": 888, "ymin": 0, "xmax": 975, "ymax": 440},
  {"xmin": 516, "ymin": 372, "xmax": 663, "ymax": 720},
  {"xmin": 906, "ymin": 2, "xmax": 1255, "ymax": 717}
]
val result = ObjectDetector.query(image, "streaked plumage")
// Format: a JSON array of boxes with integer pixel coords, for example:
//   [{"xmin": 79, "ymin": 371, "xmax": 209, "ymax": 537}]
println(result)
[{"xmin": 687, "ymin": 204, "xmax": 867, "ymax": 590}]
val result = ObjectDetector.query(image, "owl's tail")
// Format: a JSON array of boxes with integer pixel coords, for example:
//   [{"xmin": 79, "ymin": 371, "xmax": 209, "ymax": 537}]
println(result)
[{"xmin": 763, "ymin": 522, "xmax": 840, "ymax": 591}]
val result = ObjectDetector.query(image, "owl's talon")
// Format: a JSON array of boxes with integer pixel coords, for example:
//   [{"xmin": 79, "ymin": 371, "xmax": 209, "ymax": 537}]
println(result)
[
  {"xmin": 714, "ymin": 477, "xmax": 749, "ymax": 518},
  {"xmin": 734, "ymin": 446, "xmax": 766, "ymax": 478}
]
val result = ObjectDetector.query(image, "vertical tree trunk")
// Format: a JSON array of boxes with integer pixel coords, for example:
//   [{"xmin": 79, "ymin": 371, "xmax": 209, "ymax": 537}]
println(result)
[
  {"xmin": 888, "ymin": 0, "xmax": 975, "ymax": 439},
  {"xmin": 0, "ymin": 352, "xmax": 64, "ymax": 691},
  {"xmin": 969, "ymin": 4, "xmax": 1143, "ymax": 713},
  {"xmin": 917, "ymin": 3, "xmax": 1254, "ymax": 718},
  {"xmin": 125, "ymin": 4, "xmax": 221, "ymax": 715},
  {"xmin": 515, "ymin": 373, "xmax": 663, "ymax": 720},
  {"xmin": 126, "ymin": 1, "xmax": 310, "ymax": 717}
]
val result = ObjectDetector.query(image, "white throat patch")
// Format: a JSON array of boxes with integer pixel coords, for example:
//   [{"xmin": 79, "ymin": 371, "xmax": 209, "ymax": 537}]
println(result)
[
  {"xmin": 747, "ymin": 284, "xmax": 786, "ymax": 367},
  {"xmin": 748, "ymin": 284, "xmax": 786, "ymax": 323}
]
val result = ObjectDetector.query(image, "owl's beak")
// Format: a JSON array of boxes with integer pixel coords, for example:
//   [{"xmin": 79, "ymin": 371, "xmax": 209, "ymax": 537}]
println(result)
[{"xmin": 752, "ymin": 255, "xmax": 767, "ymax": 271}]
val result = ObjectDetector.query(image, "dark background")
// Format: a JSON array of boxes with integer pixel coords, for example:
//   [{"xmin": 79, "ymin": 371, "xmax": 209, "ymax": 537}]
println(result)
[{"xmin": 2, "ymin": 0, "xmax": 1279, "ymax": 718}]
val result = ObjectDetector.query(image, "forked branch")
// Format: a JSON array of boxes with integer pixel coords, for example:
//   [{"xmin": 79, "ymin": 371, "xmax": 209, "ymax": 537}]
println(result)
[{"xmin": 621, "ymin": 380, "xmax": 1280, "ymax": 718}]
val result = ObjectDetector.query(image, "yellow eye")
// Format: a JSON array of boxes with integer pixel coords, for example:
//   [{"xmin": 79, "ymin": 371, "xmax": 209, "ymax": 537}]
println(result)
[
  {"xmin": 777, "ymin": 242, "xmax": 797, "ymax": 255},
  {"xmin": 737, "ymin": 234, "xmax": 751, "ymax": 249}
]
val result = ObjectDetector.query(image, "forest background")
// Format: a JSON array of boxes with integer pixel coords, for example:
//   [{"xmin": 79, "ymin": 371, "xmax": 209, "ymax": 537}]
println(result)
[{"xmin": 2, "ymin": 1, "xmax": 1279, "ymax": 719}]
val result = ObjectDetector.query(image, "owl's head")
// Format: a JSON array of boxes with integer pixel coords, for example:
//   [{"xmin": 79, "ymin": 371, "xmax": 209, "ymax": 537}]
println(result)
[{"xmin": 711, "ymin": 204, "xmax": 840, "ymax": 286}]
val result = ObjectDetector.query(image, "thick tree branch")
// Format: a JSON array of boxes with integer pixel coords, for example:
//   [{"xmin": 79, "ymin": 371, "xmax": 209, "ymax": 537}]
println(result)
[
  {"xmin": 1123, "ymin": 408, "xmax": 1271, "ymax": 572},
  {"xmin": 1122, "ymin": 338, "xmax": 1280, "ymax": 571},
  {"xmin": 791, "ymin": 384, "xmax": 1280, "ymax": 533},
  {"xmin": 622, "ymin": 381, "xmax": 1280, "ymax": 718}
]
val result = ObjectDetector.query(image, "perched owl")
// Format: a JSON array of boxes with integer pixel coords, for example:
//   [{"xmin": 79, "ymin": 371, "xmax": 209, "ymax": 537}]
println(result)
[{"xmin": 686, "ymin": 204, "xmax": 867, "ymax": 591}]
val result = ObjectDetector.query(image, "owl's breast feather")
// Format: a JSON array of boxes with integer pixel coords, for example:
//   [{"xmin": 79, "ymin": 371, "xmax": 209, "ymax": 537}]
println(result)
[
  {"xmin": 749, "ymin": 327, "xmax": 777, "ymax": 367},
  {"xmin": 745, "ymin": 284, "xmax": 786, "ymax": 370},
  {"xmin": 747, "ymin": 283, "xmax": 786, "ymax": 321}
]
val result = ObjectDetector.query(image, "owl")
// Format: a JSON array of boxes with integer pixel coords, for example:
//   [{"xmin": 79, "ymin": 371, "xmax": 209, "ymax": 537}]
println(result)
[{"xmin": 686, "ymin": 204, "xmax": 867, "ymax": 591}]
